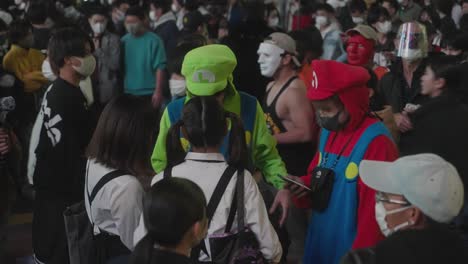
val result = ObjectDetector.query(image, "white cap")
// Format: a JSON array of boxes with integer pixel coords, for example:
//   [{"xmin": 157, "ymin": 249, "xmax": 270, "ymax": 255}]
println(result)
[{"xmin": 359, "ymin": 154, "xmax": 464, "ymax": 223}]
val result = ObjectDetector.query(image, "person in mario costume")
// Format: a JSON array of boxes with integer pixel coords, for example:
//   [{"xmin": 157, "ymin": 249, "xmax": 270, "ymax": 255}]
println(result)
[{"xmin": 286, "ymin": 60, "xmax": 399, "ymax": 264}]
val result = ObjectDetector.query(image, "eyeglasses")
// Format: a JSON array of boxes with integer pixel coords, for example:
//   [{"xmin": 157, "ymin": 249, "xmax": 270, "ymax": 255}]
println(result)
[{"xmin": 375, "ymin": 192, "xmax": 411, "ymax": 206}]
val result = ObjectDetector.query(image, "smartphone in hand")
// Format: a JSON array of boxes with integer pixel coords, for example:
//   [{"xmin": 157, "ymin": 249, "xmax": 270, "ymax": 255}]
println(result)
[{"xmin": 281, "ymin": 175, "xmax": 311, "ymax": 192}]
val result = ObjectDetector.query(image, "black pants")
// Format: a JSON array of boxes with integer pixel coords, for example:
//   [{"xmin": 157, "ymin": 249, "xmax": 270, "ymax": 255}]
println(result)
[{"xmin": 32, "ymin": 194, "xmax": 70, "ymax": 264}]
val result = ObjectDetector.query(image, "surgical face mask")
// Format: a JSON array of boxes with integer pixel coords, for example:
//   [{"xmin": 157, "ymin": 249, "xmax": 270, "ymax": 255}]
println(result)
[
  {"xmin": 316, "ymin": 109, "xmax": 347, "ymax": 131},
  {"xmin": 315, "ymin": 15, "xmax": 329, "ymax": 27},
  {"xmin": 352, "ymin": 16, "xmax": 365, "ymax": 24},
  {"xmin": 42, "ymin": 60, "xmax": 57, "ymax": 81},
  {"xmin": 376, "ymin": 21, "xmax": 392, "ymax": 34},
  {"xmin": 257, "ymin": 42, "xmax": 284, "ymax": 78},
  {"xmin": 375, "ymin": 201, "xmax": 414, "ymax": 237},
  {"xmin": 115, "ymin": 9, "xmax": 125, "ymax": 22},
  {"xmin": 327, "ymin": 0, "xmax": 347, "ymax": 9},
  {"xmin": 91, "ymin": 22, "xmax": 107, "ymax": 35},
  {"xmin": 268, "ymin": 17, "xmax": 280, "ymax": 28},
  {"xmin": 125, "ymin": 23, "xmax": 142, "ymax": 35},
  {"xmin": 169, "ymin": 79, "xmax": 186, "ymax": 97},
  {"xmin": 172, "ymin": 3, "xmax": 180, "ymax": 12},
  {"xmin": 72, "ymin": 55, "xmax": 96, "ymax": 78},
  {"xmin": 149, "ymin": 10, "xmax": 157, "ymax": 21}
]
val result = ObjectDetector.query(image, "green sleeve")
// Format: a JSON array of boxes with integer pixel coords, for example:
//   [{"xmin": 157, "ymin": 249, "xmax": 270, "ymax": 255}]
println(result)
[
  {"xmin": 251, "ymin": 102, "xmax": 287, "ymax": 189},
  {"xmin": 151, "ymin": 108, "xmax": 171, "ymax": 173}
]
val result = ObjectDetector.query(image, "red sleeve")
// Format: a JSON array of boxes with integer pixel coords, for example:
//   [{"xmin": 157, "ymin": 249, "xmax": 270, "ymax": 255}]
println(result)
[
  {"xmin": 352, "ymin": 135, "xmax": 399, "ymax": 249},
  {"xmin": 291, "ymin": 152, "xmax": 320, "ymax": 209}
]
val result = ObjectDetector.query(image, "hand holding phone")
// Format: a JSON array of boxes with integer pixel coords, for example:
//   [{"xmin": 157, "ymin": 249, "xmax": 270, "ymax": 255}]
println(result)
[{"xmin": 282, "ymin": 175, "xmax": 311, "ymax": 198}]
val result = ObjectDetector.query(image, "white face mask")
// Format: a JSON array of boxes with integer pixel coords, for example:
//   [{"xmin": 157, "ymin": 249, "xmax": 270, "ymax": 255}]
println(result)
[
  {"xmin": 169, "ymin": 79, "xmax": 186, "ymax": 97},
  {"xmin": 352, "ymin": 16, "xmax": 365, "ymax": 24},
  {"xmin": 375, "ymin": 201, "xmax": 414, "ymax": 237},
  {"xmin": 327, "ymin": 0, "xmax": 347, "ymax": 9},
  {"xmin": 14, "ymin": 0, "xmax": 23, "ymax": 5},
  {"xmin": 315, "ymin": 15, "xmax": 329, "ymax": 27},
  {"xmin": 149, "ymin": 10, "xmax": 157, "ymax": 21},
  {"xmin": 376, "ymin": 21, "xmax": 392, "ymax": 34},
  {"xmin": 400, "ymin": 49, "xmax": 423, "ymax": 61},
  {"xmin": 91, "ymin": 22, "xmax": 107, "ymax": 35},
  {"xmin": 257, "ymin": 42, "xmax": 284, "ymax": 78},
  {"xmin": 268, "ymin": 17, "xmax": 280, "ymax": 28},
  {"xmin": 171, "ymin": 3, "xmax": 180, "ymax": 12},
  {"xmin": 42, "ymin": 60, "xmax": 57, "ymax": 82},
  {"xmin": 72, "ymin": 55, "xmax": 97, "ymax": 78}
]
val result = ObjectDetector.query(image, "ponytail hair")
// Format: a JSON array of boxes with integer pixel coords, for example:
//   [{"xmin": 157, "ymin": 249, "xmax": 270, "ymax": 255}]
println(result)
[
  {"xmin": 130, "ymin": 178, "xmax": 207, "ymax": 264},
  {"xmin": 225, "ymin": 111, "xmax": 248, "ymax": 170},
  {"xmin": 166, "ymin": 120, "xmax": 187, "ymax": 168}
]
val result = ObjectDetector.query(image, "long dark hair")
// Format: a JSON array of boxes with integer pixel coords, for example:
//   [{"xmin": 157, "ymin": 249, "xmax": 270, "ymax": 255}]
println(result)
[
  {"xmin": 130, "ymin": 177, "xmax": 207, "ymax": 264},
  {"xmin": 166, "ymin": 96, "xmax": 248, "ymax": 169},
  {"xmin": 86, "ymin": 95, "xmax": 158, "ymax": 179},
  {"xmin": 427, "ymin": 55, "xmax": 466, "ymax": 99}
]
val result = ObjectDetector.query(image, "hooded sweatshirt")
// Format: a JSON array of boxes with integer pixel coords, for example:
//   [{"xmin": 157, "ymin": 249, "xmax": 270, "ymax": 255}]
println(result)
[
  {"xmin": 296, "ymin": 60, "xmax": 398, "ymax": 264},
  {"xmin": 151, "ymin": 45, "xmax": 286, "ymax": 189}
]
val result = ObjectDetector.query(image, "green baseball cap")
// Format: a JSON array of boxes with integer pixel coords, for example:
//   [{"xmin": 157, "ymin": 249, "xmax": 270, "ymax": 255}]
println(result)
[{"xmin": 181, "ymin": 44, "xmax": 237, "ymax": 96}]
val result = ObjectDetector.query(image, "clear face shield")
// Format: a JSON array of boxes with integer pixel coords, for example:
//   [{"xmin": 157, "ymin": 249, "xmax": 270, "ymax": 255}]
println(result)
[{"xmin": 396, "ymin": 22, "xmax": 428, "ymax": 61}]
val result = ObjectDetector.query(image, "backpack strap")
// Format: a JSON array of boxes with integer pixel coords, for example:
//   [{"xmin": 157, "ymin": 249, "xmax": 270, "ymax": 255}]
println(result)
[
  {"xmin": 235, "ymin": 169, "xmax": 245, "ymax": 229},
  {"xmin": 89, "ymin": 170, "xmax": 128, "ymax": 204},
  {"xmin": 163, "ymin": 167, "xmax": 172, "ymax": 179},
  {"xmin": 192, "ymin": 165, "xmax": 237, "ymax": 259}
]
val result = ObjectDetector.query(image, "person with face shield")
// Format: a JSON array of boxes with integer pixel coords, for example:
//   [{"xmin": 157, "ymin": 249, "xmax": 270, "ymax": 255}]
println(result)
[
  {"xmin": 87, "ymin": 4, "xmax": 121, "ymax": 107},
  {"xmin": 28, "ymin": 27, "xmax": 96, "ymax": 264},
  {"xmin": 340, "ymin": 154, "xmax": 466, "ymax": 264},
  {"xmin": 378, "ymin": 22, "xmax": 429, "ymax": 135},
  {"xmin": 258, "ymin": 32, "xmax": 317, "ymax": 262},
  {"xmin": 286, "ymin": 60, "xmax": 398, "ymax": 264}
]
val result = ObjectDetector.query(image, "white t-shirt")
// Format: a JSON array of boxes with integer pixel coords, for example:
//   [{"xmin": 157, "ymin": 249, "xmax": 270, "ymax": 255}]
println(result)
[
  {"xmin": 133, "ymin": 152, "xmax": 282, "ymax": 263},
  {"xmin": 85, "ymin": 159, "xmax": 144, "ymax": 250}
]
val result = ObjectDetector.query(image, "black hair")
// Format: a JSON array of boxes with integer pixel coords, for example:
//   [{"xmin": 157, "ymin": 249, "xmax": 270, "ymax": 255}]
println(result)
[
  {"xmin": 27, "ymin": 2, "xmax": 49, "ymax": 24},
  {"xmin": 166, "ymin": 96, "xmax": 248, "ymax": 169},
  {"xmin": 85, "ymin": 3, "xmax": 110, "ymax": 18},
  {"xmin": 289, "ymin": 28, "xmax": 324, "ymax": 64},
  {"xmin": 47, "ymin": 27, "xmax": 93, "ymax": 75},
  {"xmin": 349, "ymin": 0, "xmax": 368, "ymax": 14},
  {"xmin": 450, "ymin": 33, "xmax": 468, "ymax": 52},
  {"xmin": 130, "ymin": 177, "xmax": 206, "ymax": 264},
  {"xmin": 264, "ymin": 3, "xmax": 280, "ymax": 19},
  {"xmin": 168, "ymin": 34, "xmax": 206, "ymax": 74},
  {"xmin": 185, "ymin": 0, "xmax": 200, "ymax": 11},
  {"xmin": 7, "ymin": 19, "xmax": 31, "ymax": 45},
  {"xmin": 382, "ymin": 0, "xmax": 399, "ymax": 10},
  {"xmin": 434, "ymin": 0, "xmax": 454, "ymax": 17},
  {"xmin": 316, "ymin": 3, "xmax": 335, "ymax": 15},
  {"xmin": 426, "ymin": 54, "xmax": 465, "ymax": 96},
  {"xmin": 151, "ymin": 0, "xmax": 172, "ymax": 14},
  {"xmin": 86, "ymin": 94, "xmax": 158, "ymax": 178},
  {"xmin": 367, "ymin": 5, "xmax": 390, "ymax": 25},
  {"xmin": 0, "ymin": 19, "xmax": 7, "ymax": 33},
  {"xmin": 125, "ymin": 6, "xmax": 146, "ymax": 20},
  {"xmin": 460, "ymin": 14, "xmax": 468, "ymax": 34}
]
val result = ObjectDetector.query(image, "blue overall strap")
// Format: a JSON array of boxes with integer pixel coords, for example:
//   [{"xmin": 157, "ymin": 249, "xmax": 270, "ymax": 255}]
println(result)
[
  {"xmin": 167, "ymin": 96, "xmax": 186, "ymax": 124},
  {"xmin": 349, "ymin": 121, "xmax": 393, "ymax": 164}
]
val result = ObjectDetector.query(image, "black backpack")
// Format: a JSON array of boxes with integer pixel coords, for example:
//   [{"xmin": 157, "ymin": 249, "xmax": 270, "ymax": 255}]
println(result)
[{"xmin": 164, "ymin": 165, "xmax": 266, "ymax": 264}]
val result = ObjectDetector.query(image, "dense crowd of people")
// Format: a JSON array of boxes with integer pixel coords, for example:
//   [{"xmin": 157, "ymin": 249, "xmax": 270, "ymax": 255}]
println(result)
[{"xmin": 1, "ymin": 0, "xmax": 468, "ymax": 263}]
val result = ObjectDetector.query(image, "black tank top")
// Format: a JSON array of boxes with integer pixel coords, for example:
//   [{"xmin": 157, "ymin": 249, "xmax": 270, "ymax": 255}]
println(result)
[
  {"xmin": 263, "ymin": 76, "xmax": 298, "ymax": 135},
  {"xmin": 262, "ymin": 76, "xmax": 316, "ymax": 176}
]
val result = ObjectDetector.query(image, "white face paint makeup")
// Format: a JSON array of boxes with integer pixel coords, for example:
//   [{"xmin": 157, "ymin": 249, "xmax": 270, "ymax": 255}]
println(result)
[{"xmin": 257, "ymin": 42, "xmax": 284, "ymax": 78}]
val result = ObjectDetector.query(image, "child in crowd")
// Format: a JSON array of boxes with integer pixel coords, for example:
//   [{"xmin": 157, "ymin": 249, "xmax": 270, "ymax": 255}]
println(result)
[
  {"xmin": 133, "ymin": 96, "xmax": 282, "ymax": 262},
  {"xmin": 131, "ymin": 177, "xmax": 208, "ymax": 264}
]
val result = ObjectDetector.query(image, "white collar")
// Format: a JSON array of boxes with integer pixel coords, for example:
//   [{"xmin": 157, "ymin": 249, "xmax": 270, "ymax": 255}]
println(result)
[{"xmin": 185, "ymin": 152, "xmax": 225, "ymax": 162}]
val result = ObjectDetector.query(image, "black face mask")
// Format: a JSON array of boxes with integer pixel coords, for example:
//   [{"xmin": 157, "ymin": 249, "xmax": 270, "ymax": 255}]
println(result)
[{"xmin": 316, "ymin": 109, "xmax": 347, "ymax": 131}]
